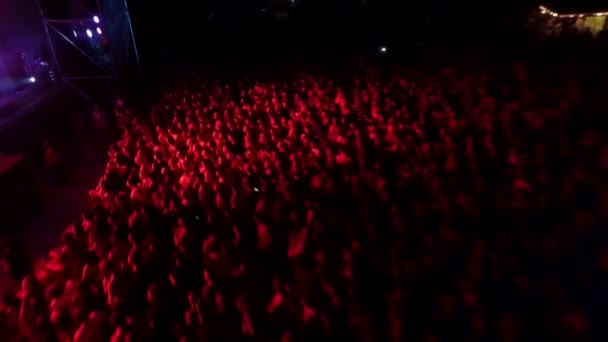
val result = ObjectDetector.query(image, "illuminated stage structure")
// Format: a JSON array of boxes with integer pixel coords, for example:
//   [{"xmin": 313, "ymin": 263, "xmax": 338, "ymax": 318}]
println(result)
[
  {"xmin": 36, "ymin": 0, "xmax": 140, "ymax": 104},
  {"xmin": 536, "ymin": 5, "xmax": 608, "ymax": 36}
]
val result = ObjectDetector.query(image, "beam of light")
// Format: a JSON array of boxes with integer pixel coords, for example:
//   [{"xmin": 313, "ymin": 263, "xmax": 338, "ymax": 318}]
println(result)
[
  {"xmin": 86, "ymin": 29, "xmax": 93, "ymax": 38},
  {"xmin": 73, "ymin": 30, "xmax": 77, "ymax": 37},
  {"xmin": 96, "ymin": 27, "xmax": 102, "ymax": 35},
  {"xmin": 29, "ymin": 77, "xmax": 36, "ymax": 83},
  {"xmin": 93, "ymin": 16, "xmax": 100, "ymax": 23}
]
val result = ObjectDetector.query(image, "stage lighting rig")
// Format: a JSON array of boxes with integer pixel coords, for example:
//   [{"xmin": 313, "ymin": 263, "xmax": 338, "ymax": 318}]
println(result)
[{"xmin": 36, "ymin": 0, "xmax": 140, "ymax": 104}]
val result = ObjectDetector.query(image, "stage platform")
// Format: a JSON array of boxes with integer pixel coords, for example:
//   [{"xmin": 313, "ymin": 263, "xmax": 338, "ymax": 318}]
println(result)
[
  {"xmin": 0, "ymin": 84, "xmax": 80, "ymax": 157},
  {"xmin": 0, "ymin": 85, "xmax": 62, "ymax": 132}
]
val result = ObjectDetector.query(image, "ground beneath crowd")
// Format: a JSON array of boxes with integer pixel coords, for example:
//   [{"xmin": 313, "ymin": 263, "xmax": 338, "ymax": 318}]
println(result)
[
  {"xmin": 0, "ymin": 149, "xmax": 107, "ymax": 293},
  {"xmin": 0, "ymin": 90, "xmax": 107, "ymax": 292}
]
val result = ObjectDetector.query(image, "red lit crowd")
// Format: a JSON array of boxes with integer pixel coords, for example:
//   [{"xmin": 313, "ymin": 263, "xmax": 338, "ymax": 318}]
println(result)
[{"xmin": 1, "ymin": 64, "xmax": 608, "ymax": 341}]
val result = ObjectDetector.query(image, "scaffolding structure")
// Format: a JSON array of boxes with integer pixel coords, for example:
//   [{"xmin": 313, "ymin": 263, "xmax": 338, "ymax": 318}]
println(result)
[{"xmin": 36, "ymin": 0, "xmax": 140, "ymax": 104}]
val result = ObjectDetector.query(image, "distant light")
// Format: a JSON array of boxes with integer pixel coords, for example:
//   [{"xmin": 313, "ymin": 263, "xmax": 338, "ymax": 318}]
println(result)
[
  {"xmin": 29, "ymin": 77, "xmax": 36, "ymax": 83},
  {"xmin": 73, "ymin": 30, "xmax": 77, "ymax": 37},
  {"xmin": 380, "ymin": 46, "xmax": 387, "ymax": 53},
  {"xmin": 86, "ymin": 29, "xmax": 93, "ymax": 38},
  {"xmin": 93, "ymin": 16, "xmax": 100, "ymax": 23},
  {"xmin": 96, "ymin": 27, "xmax": 102, "ymax": 35}
]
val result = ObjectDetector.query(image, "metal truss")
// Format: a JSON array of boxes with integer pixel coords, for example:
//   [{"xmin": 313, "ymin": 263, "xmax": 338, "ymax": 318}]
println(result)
[{"xmin": 35, "ymin": 0, "xmax": 140, "ymax": 104}]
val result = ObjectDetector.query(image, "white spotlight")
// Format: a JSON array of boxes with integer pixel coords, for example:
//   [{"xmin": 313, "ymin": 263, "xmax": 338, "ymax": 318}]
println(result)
[
  {"xmin": 96, "ymin": 27, "xmax": 102, "ymax": 35},
  {"xmin": 86, "ymin": 29, "xmax": 93, "ymax": 38},
  {"xmin": 29, "ymin": 77, "xmax": 36, "ymax": 83},
  {"xmin": 73, "ymin": 30, "xmax": 77, "ymax": 37},
  {"xmin": 380, "ymin": 46, "xmax": 387, "ymax": 53},
  {"xmin": 93, "ymin": 16, "xmax": 100, "ymax": 23}
]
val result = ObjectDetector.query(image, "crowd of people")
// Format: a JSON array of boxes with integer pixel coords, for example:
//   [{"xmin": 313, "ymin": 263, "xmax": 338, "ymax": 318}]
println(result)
[{"xmin": 0, "ymin": 60, "xmax": 607, "ymax": 341}]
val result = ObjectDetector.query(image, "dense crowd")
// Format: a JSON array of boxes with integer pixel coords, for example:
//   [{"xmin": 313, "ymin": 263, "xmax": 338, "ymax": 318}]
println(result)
[{"xmin": 1, "ymin": 61, "xmax": 607, "ymax": 341}]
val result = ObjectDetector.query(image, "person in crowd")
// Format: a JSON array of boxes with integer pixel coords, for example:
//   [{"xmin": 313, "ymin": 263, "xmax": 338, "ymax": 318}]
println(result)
[
  {"xmin": 91, "ymin": 105, "xmax": 109, "ymax": 149},
  {"xmin": 44, "ymin": 140, "xmax": 66, "ymax": 187}
]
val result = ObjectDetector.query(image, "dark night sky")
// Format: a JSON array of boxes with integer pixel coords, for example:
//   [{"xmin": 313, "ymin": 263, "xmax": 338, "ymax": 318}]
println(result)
[
  {"xmin": 0, "ymin": 0, "xmax": 46, "ymax": 53},
  {"xmin": 543, "ymin": 0, "xmax": 608, "ymax": 13}
]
